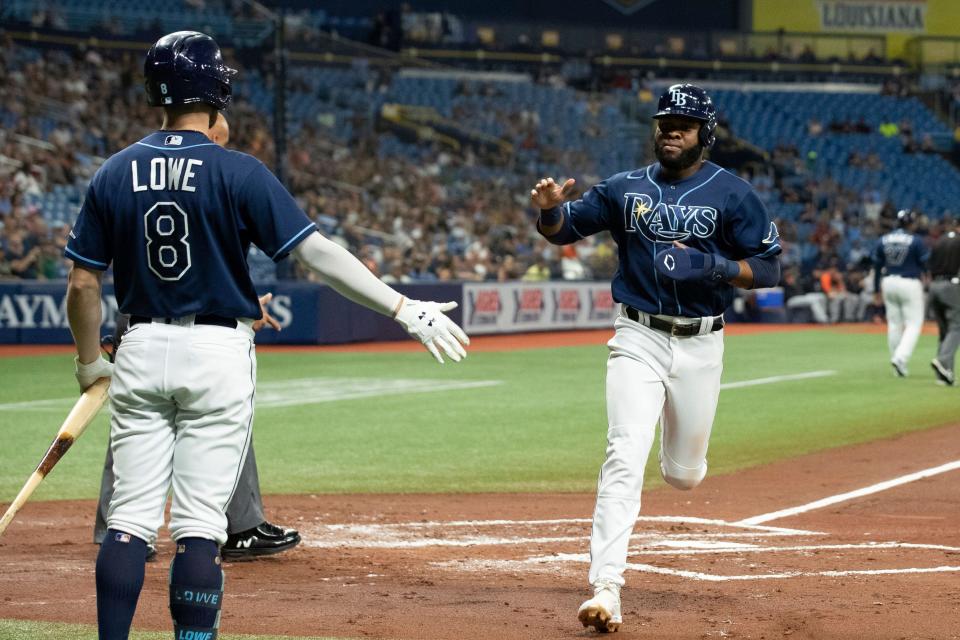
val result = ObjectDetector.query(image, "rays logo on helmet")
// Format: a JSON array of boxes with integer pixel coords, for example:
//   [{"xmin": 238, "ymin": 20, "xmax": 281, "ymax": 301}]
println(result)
[
  {"xmin": 669, "ymin": 89, "xmax": 689, "ymax": 106},
  {"xmin": 623, "ymin": 193, "xmax": 718, "ymax": 242}
]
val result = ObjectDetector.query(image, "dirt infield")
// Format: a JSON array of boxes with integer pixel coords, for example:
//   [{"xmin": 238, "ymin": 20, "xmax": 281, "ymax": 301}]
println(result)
[{"xmin": 1, "ymin": 423, "xmax": 958, "ymax": 639}]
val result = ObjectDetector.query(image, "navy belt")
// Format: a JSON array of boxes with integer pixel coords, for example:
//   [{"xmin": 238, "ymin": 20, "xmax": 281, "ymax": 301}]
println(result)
[
  {"xmin": 130, "ymin": 314, "xmax": 238, "ymax": 329},
  {"xmin": 624, "ymin": 306, "xmax": 723, "ymax": 337}
]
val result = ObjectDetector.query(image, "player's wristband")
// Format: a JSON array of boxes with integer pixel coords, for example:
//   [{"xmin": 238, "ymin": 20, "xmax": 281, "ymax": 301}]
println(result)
[
  {"xmin": 539, "ymin": 207, "xmax": 563, "ymax": 227},
  {"xmin": 707, "ymin": 255, "xmax": 741, "ymax": 283}
]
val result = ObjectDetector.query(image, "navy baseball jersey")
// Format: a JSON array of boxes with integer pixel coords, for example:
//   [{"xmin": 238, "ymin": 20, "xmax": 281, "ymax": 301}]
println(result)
[
  {"xmin": 872, "ymin": 229, "xmax": 929, "ymax": 279},
  {"xmin": 66, "ymin": 130, "xmax": 316, "ymax": 319},
  {"xmin": 552, "ymin": 160, "xmax": 781, "ymax": 317}
]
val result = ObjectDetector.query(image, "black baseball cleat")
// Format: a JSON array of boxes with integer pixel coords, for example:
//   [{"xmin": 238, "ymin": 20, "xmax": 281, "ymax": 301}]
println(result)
[
  {"xmin": 891, "ymin": 360, "xmax": 908, "ymax": 378},
  {"xmin": 931, "ymin": 359, "xmax": 955, "ymax": 386},
  {"xmin": 221, "ymin": 521, "xmax": 301, "ymax": 560}
]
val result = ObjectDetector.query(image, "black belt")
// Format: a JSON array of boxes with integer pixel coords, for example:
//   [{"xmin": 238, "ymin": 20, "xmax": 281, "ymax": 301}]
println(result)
[
  {"xmin": 130, "ymin": 314, "xmax": 238, "ymax": 329},
  {"xmin": 625, "ymin": 306, "xmax": 723, "ymax": 337}
]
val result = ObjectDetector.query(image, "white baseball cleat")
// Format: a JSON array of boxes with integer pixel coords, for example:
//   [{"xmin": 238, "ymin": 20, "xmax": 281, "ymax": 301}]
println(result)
[{"xmin": 578, "ymin": 580, "xmax": 622, "ymax": 633}]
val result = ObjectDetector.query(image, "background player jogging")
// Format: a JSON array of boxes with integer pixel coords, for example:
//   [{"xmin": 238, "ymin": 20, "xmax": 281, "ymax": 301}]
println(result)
[
  {"xmin": 531, "ymin": 83, "xmax": 781, "ymax": 633},
  {"xmin": 64, "ymin": 31, "xmax": 469, "ymax": 640},
  {"xmin": 872, "ymin": 209, "xmax": 930, "ymax": 377}
]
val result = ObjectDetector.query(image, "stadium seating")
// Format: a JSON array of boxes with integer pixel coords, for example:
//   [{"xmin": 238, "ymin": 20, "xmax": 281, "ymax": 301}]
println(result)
[{"xmin": 711, "ymin": 89, "xmax": 960, "ymax": 215}]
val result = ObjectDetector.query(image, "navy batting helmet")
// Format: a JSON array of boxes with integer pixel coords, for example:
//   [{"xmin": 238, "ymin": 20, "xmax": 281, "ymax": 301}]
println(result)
[
  {"xmin": 144, "ymin": 31, "xmax": 236, "ymax": 110},
  {"xmin": 653, "ymin": 83, "xmax": 717, "ymax": 149},
  {"xmin": 896, "ymin": 209, "xmax": 918, "ymax": 227}
]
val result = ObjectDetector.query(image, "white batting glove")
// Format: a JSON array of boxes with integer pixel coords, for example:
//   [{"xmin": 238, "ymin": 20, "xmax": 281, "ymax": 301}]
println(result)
[
  {"xmin": 394, "ymin": 298, "xmax": 470, "ymax": 364},
  {"xmin": 75, "ymin": 356, "xmax": 113, "ymax": 392}
]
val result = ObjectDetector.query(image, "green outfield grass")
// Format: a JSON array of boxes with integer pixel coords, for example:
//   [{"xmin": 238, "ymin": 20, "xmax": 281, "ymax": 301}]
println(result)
[
  {"xmin": 1, "ymin": 329, "xmax": 958, "ymax": 640},
  {"xmin": 0, "ymin": 329, "xmax": 957, "ymax": 504}
]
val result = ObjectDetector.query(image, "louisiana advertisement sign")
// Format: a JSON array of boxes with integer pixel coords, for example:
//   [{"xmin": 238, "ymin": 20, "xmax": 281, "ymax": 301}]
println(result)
[{"xmin": 818, "ymin": 0, "xmax": 927, "ymax": 32}]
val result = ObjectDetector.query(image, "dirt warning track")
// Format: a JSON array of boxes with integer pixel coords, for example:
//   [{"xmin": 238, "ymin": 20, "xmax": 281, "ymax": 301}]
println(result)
[{"xmin": 0, "ymin": 322, "xmax": 941, "ymax": 359}]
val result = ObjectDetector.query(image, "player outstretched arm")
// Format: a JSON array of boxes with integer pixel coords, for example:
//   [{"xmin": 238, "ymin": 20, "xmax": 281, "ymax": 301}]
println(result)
[{"xmin": 292, "ymin": 232, "xmax": 469, "ymax": 363}]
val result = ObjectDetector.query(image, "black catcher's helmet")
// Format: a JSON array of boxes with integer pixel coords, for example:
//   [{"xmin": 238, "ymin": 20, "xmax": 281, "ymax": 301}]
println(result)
[
  {"xmin": 144, "ymin": 31, "xmax": 237, "ymax": 110},
  {"xmin": 653, "ymin": 83, "xmax": 718, "ymax": 149}
]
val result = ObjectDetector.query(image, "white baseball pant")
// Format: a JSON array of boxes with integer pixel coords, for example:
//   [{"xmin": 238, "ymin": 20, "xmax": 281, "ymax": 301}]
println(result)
[
  {"xmin": 881, "ymin": 275, "xmax": 925, "ymax": 366},
  {"xmin": 588, "ymin": 307, "xmax": 724, "ymax": 587},
  {"xmin": 106, "ymin": 318, "xmax": 256, "ymax": 545}
]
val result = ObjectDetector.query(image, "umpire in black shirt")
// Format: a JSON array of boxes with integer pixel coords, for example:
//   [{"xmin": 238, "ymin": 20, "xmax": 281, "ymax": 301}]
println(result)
[{"xmin": 928, "ymin": 224, "xmax": 960, "ymax": 386}]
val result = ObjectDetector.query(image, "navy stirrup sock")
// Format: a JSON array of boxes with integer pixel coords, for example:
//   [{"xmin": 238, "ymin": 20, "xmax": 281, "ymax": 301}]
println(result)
[
  {"xmin": 96, "ymin": 529, "xmax": 148, "ymax": 640},
  {"xmin": 169, "ymin": 537, "xmax": 224, "ymax": 639}
]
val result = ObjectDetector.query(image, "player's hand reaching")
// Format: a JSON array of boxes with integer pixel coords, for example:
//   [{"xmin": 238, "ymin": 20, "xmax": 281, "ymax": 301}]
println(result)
[
  {"xmin": 394, "ymin": 297, "xmax": 470, "ymax": 364},
  {"xmin": 530, "ymin": 177, "xmax": 576, "ymax": 210},
  {"xmin": 655, "ymin": 242, "xmax": 740, "ymax": 284}
]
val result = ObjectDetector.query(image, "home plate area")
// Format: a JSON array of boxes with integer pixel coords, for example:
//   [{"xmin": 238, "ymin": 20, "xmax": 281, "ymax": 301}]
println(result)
[{"xmin": 299, "ymin": 515, "xmax": 960, "ymax": 582}]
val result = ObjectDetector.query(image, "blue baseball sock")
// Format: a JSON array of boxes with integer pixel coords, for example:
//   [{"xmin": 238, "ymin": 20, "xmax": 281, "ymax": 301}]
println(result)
[
  {"xmin": 169, "ymin": 538, "xmax": 223, "ymax": 639},
  {"xmin": 96, "ymin": 529, "xmax": 147, "ymax": 640}
]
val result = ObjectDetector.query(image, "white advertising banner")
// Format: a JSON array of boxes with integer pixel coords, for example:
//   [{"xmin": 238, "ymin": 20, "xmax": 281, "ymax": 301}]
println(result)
[{"xmin": 462, "ymin": 282, "xmax": 617, "ymax": 335}]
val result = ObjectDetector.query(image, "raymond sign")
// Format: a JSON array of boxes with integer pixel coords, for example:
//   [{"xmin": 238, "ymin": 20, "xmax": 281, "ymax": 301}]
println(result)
[{"xmin": 818, "ymin": 0, "xmax": 927, "ymax": 33}]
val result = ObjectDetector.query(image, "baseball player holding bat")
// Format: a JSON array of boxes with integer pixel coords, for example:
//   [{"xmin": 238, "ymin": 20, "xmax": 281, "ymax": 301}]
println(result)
[
  {"xmin": 65, "ymin": 31, "xmax": 468, "ymax": 640},
  {"xmin": 531, "ymin": 84, "xmax": 781, "ymax": 633},
  {"xmin": 93, "ymin": 112, "xmax": 300, "ymax": 563}
]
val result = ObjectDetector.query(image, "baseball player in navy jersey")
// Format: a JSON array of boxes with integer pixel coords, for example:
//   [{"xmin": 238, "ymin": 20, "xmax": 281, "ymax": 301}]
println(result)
[
  {"xmin": 92, "ymin": 114, "xmax": 300, "ymax": 563},
  {"xmin": 64, "ymin": 31, "xmax": 468, "ymax": 640},
  {"xmin": 872, "ymin": 209, "xmax": 930, "ymax": 377},
  {"xmin": 531, "ymin": 83, "xmax": 781, "ymax": 633}
]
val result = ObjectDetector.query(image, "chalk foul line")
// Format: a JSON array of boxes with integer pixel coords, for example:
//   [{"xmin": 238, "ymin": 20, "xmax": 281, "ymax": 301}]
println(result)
[
  {"xmin": 720, "ymin": 370, "xmax": 836, "ymax": 390},
  {"xmin": 738, "ymin": 458, "xmax": 960, "ymax": 526}
]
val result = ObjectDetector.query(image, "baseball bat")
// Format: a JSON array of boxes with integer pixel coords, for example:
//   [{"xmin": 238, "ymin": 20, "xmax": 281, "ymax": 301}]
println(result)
[{"xmin": 0, "ymin": 377, "xmax": 111, "ymax": 537}]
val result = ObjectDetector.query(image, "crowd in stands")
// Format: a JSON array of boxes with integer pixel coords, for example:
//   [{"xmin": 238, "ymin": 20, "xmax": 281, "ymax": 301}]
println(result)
[
  {"xmin": 0, "ymin": 37, "xmax": 621, "ymax": 289},
  {"xmin": 808, "ymin": 114, "xmax": 939, "ymax": 157},
  {"xmin": 2, "ymin": 34, "xmax": 959, "ymax": 324}
]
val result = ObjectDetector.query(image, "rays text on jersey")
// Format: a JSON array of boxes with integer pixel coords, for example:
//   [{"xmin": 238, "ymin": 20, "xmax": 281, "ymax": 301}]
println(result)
[
  {"xmin": 623, "ymin": 193, "xmax": 718, "ymax": 242},
  {"xmin": 131, "ymin": 157, "xmax": 202, "ymax": 193}
]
